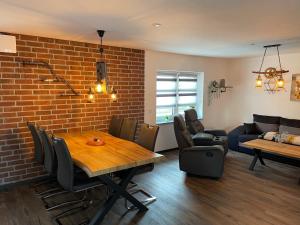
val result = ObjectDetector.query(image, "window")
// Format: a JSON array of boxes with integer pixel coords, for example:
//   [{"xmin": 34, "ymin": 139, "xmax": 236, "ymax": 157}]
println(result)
[{"xmin": 156, "ymin": 70, "xmax": 204, "ymax": 124}]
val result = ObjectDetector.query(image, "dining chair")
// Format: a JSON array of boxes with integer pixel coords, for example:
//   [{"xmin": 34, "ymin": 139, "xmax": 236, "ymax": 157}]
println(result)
[
  {"xmin": 108, "ymin": 115, "xmax": 123, "ymax": 137},
  {"xmin": 119, "ymin": 118, "xmax": 138, "ymax": 141},
  {"xmin": 27, "ymin": 122, "xmax": 44, "ymax": 164},
  {"xmin": 51, "ymin": 137, "xmax": 104, "ymax": 223},
  {"xmin": 125, "ymin": 123, "xmax": 160, "ymax": 209},
  {"xmin": 27, "ymin": 122, "xmax": 54, "ymax": 193}
]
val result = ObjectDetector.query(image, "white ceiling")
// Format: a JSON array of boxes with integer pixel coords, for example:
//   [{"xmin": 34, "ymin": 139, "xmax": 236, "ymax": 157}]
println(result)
[{"xmin": 1, "ymin": 0, "xmax": 300, "ymax": 58}]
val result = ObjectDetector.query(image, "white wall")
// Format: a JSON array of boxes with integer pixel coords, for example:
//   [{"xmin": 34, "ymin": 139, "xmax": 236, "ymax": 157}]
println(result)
[
  {"xmin": 145, "ymin": 50, "xmax": 232, "ymax": 151},
  {"xmin": 227, "ymin": 52, "xmax": 300, "ymax": 130}
]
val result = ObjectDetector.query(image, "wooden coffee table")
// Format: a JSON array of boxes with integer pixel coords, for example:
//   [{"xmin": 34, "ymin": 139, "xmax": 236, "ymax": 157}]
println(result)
[{"xmin": 240, "ymin": 139, "xmax": 300, "ymax": 183}]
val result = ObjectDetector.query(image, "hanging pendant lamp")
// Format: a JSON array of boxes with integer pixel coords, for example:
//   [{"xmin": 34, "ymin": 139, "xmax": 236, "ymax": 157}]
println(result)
[{"xmin": 253, "ymin": 44, "xmax": 289, "ymax": 93}]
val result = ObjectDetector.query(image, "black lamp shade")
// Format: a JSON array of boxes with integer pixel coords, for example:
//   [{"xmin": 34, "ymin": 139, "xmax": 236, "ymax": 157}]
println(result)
[{"xmin": 96, "ymin": 61, "xmax": 107, "ymax": 80}]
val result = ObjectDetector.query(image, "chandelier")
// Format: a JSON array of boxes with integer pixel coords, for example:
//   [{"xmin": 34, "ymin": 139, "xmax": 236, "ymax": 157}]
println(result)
[{"xmin": 253, "ymin": 44, "xmax": 289, "ymax": 93}]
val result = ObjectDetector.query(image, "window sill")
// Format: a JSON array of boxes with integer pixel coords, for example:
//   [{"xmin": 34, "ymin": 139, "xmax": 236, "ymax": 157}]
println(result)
[{"xmin": 156, "ymin": 121, "xmax": 174, "ymax": 125}]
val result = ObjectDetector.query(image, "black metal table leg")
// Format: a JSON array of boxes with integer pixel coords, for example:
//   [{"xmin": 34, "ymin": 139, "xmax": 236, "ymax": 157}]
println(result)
[
  {"xmin": 249, "ymin": 149, "xmax": 266, "ymax": 171},
  {"xmin": 89, "ymin": 167, "xmax": 148, "ymax": 225},
  {"xmin": 257, "ymin": 151, "xmax": 266, "ymax": 166},
  {"xmin": 249, "ymin": 151, "xmax": 258, "ymax": 171}
]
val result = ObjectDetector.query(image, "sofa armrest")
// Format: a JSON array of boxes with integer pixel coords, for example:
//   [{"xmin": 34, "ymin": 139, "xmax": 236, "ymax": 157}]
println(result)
[
  {"xmin": 228, "ymin": 125, "xmax": 245, "ymax": 151},
  {"xmin": 205, "ymin": 129, "xmax": 227, "ymax": 136},
  {"xmin": 192, "ymin": 133, "xmax": 215, "ymax": 146},
  {"xmin": 238, "ymin": 134, "xmax": 259, "ymax": 143}
]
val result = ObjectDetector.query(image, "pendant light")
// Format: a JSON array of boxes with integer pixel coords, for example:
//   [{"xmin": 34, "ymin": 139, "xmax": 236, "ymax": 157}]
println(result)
[
  {"xmin": 87, "ymin": 87, "xmax": 95, "ymax": 103},
  {"xmin": 95, "ymin": 30, "xmax": 108, "ymax": 94},
  {"xmin": 110, "ymin": 86, "xmax": 117, "ymax": 102},
  {"xmin": 252, "ymin": 44, "xmax": 289, "ymax": 93}
]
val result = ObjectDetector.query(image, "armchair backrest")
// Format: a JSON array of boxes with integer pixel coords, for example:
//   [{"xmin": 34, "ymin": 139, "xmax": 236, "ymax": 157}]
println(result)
[
  {"xmin": 173, "ymin": 115, "xmax": 194, "ymax": 151},
  {"xmin": 184, "ymin": 109, "xmax": 204, "ymax": 134}
]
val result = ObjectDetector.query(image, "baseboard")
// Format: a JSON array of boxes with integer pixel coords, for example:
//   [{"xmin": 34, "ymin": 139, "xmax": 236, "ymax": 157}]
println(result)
[{"xmin": 0, "ymin": 175, "xmax": 48, "ymax": 190}]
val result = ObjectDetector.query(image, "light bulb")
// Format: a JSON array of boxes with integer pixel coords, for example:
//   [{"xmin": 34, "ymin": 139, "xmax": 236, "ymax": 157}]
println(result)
[
  {"xmin": 276, "ymin": 78, "xmax": 284, "ymax": 88},
  {"xmin": 87, "ymin": 87, "xmax": 95, "ymax": 103},
  {"xmin": 95, "ymin": 82, "xmax": 102, "ymax": 93},
  {"xmin": 256, "ymin": 75, "xmax": 262, "ymax": 88},
  {"xmin": 111, "ymin": 93, "xmax": 117, "ymax": 102}
]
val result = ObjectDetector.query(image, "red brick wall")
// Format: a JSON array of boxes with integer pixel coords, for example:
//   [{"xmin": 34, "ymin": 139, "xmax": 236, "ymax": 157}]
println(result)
[{"xmin": 0, "ymin": 33, "xmax": 144, "ymax": 185}]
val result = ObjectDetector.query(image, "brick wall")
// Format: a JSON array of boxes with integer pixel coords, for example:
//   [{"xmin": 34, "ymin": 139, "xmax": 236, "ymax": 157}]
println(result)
[{"xmin": 0, "ymin": 33, "xmax": 145, "ymax": 185}]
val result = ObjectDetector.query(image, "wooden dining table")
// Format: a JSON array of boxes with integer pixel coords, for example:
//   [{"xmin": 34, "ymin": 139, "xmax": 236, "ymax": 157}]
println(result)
[{"xmin": 55, "ymin": 130, "xmax": 164, "ymax": 225}]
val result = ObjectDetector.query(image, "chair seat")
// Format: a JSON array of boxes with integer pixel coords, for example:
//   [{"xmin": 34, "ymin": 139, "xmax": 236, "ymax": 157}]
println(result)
[{"xmin": 73, "ymin": 172, "xmax": 103, "ymax": 192}]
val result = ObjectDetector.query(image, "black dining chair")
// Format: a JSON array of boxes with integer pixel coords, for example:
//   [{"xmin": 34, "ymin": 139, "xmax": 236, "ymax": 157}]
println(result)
[
  {"xmin": 27, "ymin": 122, "xmax": 55, "ymax": 193},
  {"xmin": 124, "ymin": 123, "xmax": 160, "ymax": 209},
  {"xmin": 108, "ymin": 115, "xmax": 123, "ymax": 137},
  {"xmin": 119, "ymin": 118, "xmax": 138, "ymax": 141},
  {"xmin": 51, "ymin": 137, "xmax": 104, "ymax": 222}
]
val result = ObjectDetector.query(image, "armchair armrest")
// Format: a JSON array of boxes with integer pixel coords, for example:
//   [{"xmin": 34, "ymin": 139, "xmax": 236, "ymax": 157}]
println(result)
[
  {"xmin": 179, "ymin": 145, "xmax": 225, "ymax": 178},
  {"xmin": 183, "ymin": 145, "xmax": 224, "ymax": 154},
  {"xmin": 205, "ymin": 129, "xmax": 227, "ymax": 136}
]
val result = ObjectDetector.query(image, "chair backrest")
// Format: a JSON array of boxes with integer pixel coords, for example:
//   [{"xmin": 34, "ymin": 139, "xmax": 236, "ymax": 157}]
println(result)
[
  {"xmin": 108, "ymin": 115, "xmax": 123, "ymax": 137},
  {"xmin": 119, "ymin": 118, "xmax": 138, "ymax": 141},
  {"xmin": 40, "ymin": 129, "xmax": 57, "ymax": 175},
  {"xmin": 136, "ymin": 124, "xmax": 159, "ymax": 151},
  {"xmin": 173, "ymin": 114, "xmax": 194, "ymax": 151},
  {"xmin": 27, "ymin": 122, "xmax": 44, "ymax": 164},
  {"xmin": 52, "ymin": 138, "xmax": 74, "ymax": 191},
  {"xmin": 184, "ymin": 109, "xmax": 204, "ymax": 134}
]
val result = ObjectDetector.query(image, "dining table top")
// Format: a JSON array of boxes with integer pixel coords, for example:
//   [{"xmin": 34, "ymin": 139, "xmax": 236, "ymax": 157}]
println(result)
[{"xmin": 55, "ymin": 130, "xmax": 164, "ymax": 177}]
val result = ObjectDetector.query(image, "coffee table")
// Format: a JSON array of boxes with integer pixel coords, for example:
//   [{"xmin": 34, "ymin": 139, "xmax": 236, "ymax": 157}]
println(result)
[{"xmin": 240, "ymin": 139, "xmax": 300, "ymax": 183}]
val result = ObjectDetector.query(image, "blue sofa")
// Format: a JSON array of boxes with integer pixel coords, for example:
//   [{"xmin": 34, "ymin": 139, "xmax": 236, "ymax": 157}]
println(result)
[{"xmin": 228, "ymin": 114, "xmax": 300, "ymax": 167}]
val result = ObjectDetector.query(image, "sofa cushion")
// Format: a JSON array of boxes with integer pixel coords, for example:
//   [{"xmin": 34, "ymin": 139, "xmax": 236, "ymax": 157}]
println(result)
[
  {"xmin": 253, "ymin": 114, "xmax": 281, "ymax": 133},
  {"xmin": 279, "ymin": 117, "xmax": 300, "ymax": 135},
  {"xmin": 244, "ymin": 123, "xmax": 257, "ymax": 134}
]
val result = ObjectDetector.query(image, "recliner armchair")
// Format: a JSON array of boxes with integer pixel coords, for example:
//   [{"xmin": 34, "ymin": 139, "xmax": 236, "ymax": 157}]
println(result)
[
  {"xmin": 173, "ymin": 114, "xmax": 224, "ymax": 178},
  {"xmin": 184, "ymin": 109, "xmax": 228, "ymax": 154}
]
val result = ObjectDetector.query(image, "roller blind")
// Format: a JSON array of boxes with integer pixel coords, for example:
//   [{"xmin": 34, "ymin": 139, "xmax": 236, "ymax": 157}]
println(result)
[{"xmin": 156, "ymin": 71, "xmax": 203, "ymax": 124}]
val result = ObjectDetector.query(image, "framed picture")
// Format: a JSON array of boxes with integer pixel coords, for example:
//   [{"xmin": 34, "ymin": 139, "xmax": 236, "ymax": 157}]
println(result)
[{"xmin": 290, "ymin": 74, "xmax": 300, "ymax": 101}]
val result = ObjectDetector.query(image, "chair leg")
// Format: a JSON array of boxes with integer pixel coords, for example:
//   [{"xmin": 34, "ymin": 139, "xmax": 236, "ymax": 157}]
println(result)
[
  {"xmin": 46, "ymin": 192, "xmax": 87, "ymax": 211},
  {"xmin": 124, "ymin": 188, "xmax": 156, "ymax": 210},
  {"xmin": 38, "ymin": 187, "xmax": 62, "ymax": 197},
  {"xmin": 53, "ymin": 205, "xmax": 89, "ymax": 225},
  {"xmin": 42, "ymin": 190, "xmax": 69, "ymax": 200}
]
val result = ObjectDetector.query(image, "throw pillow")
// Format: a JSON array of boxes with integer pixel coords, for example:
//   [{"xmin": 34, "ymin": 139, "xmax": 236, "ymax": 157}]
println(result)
[
  {"xmin": 244, "ymin": 123, "xmax": 257, "ymax": 134},
  {"xmin": 284, "ymin": 134, "xmax": 300, "ymax": 146},
  {"xmin": 263, "ymin": 132, "xmax": 278, "ymax": 141}
]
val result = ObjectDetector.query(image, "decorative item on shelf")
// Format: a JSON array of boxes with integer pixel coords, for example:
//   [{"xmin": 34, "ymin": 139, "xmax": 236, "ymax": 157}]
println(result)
[
  {"xmin": 290, "ymin": 74, "xmax": 300, "ymax": 101},
  {"xmin": 21, "ymin": 60, "xmax": 80, "ymax": 96},
  {"xmin": 253, "ymin": 44, "xmax": 289, "ymax": 94},
  {"xmin": 87, "ymin": 87, "xmax": 95, "ymax": 103},
  {"xmin": 208, "ymin": 79, "xmax": 233, "ymax": 105}
]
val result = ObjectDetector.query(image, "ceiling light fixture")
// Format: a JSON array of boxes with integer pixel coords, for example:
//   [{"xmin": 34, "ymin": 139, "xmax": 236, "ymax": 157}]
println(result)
[
  {"xmin": 95, "ymin": 30, "xmax": 108, "ymax": 94},
  {"xmin": 152, "ymin": 23, "xmax": 162, "ymax": 28},
  {"xmin": 252, "ymin": 44, "xmax": 289, "ymax": 93}
]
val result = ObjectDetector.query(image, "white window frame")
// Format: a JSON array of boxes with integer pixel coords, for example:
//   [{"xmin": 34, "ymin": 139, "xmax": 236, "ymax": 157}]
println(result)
[{"xmin": 156, "ymin": 70, "xmax": 204, "ymax": 124}]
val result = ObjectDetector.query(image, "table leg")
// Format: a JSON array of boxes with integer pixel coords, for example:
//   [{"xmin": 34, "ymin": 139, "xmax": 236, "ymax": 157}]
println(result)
[
  {"xmin": 249, "ymin": 149, "xmax": 266, "ymax": 171},
  {"xmin": 249, "ymin": 151, "xmax": 258, "ymax": 171},
  {"xmin": 89, "ymin": 167, "xmax": 148, "ymax": 225},
  {"xmin": 257, "ymin": 151, "xmax": 266, "ymax": 166}
]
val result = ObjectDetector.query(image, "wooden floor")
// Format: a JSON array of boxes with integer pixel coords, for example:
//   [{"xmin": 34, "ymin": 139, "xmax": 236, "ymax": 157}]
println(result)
[{"xmin": 0, "ymin": 150, "xmax": 299, "ymax": 225}]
